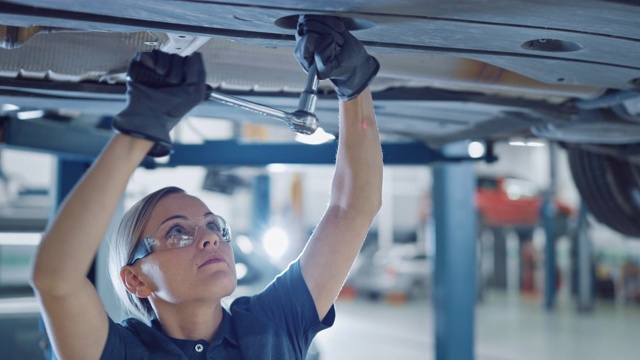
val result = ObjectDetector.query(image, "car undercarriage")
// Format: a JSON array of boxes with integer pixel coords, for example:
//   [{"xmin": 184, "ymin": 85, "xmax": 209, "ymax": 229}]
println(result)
[{"xmin": 1, "ymin": 0, "xmax": 639, "ymax": 236}]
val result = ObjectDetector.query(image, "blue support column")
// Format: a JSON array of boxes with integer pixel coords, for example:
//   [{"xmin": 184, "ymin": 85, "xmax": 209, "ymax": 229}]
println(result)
[
  {"xmin": 168, "ymin": 141, "xmax": 475, "ymax": 167},
  {"xmin": 542, "ymin": 195, "xmax": 557, "ymax": 310},
  {"xmin": 543, "ymin": 143, "xmax": 558, "ymax": 310},
  {"xmin": 51, "ymin": 159, "xmax": 90, "ymax": 212},
  {"xmin": 251, "ymin": 174, "xmax": 271, "ymax": 246},
  {"xmin": 433, "ymin": 160, "xmax": 476, "ymax": 360},
  {"xmin": 575, "ymin": 202, "xmax": 594, "ymax": 312}
]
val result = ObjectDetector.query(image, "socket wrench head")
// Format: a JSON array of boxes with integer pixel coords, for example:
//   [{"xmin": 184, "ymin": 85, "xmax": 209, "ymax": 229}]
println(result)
[
  {"xmin": 288, "ymin": 110, "xmax": 319, "ymax": 135},
  {"xmin": 291, "ymin": 70, "xmax": 319, "ymax": 135}
]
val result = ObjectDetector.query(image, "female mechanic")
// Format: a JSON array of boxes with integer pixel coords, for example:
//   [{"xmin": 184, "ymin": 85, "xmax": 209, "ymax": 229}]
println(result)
[{"xmin": 30, "ymin": 15, "xmax": 382, "ymax": 360}]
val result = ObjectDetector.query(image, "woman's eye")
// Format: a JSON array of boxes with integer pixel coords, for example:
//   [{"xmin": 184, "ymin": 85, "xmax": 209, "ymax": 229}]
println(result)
[
  {"xmin": 166, "ymin": 225, "xmax": 186, "ymax": 237},
  {"xmin": 206, "ymin": 222, "xmax": 221, "ymax": 231}
]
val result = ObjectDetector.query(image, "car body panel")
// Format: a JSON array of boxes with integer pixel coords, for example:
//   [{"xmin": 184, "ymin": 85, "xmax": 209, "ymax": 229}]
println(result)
[
  {"xmin": 476, "ymin": 176, "xmax": 573, "ymax": 227},
  {"xmin": 0, "ymin": 0, "xmax": 640, "ymax": 145},
  {"xmin": 477, "ymin": 177, "xmax": 541, "ymax": 226},
  {"xmin": 3, "ymin": 1, "xmax": 639, "ymax": 86}
]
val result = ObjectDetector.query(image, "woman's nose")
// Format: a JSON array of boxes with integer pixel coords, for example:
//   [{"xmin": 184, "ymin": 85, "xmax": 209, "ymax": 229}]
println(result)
[{"xmin": 196, "ymin": 226, "xmax": 220, "ymax": 249}]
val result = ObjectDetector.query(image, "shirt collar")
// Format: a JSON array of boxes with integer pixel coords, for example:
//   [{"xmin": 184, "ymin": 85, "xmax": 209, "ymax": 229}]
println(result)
[
  {"xmin": 150, "ymin": 307, "xmax": 238, "ymax": 347},
  {"xmin": 212, "ymin": 308, "xmax": 238, "ymax": 346}
]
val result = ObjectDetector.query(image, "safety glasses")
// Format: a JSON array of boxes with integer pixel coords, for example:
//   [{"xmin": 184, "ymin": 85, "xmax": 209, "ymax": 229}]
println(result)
[{"xmin": 128, "ymin": 213, "xmax": 231, "ymax": 265}]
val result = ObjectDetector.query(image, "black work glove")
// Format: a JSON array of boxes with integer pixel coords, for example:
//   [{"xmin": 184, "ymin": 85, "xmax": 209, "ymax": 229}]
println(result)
[
  {"xmin": 294, "ymin": 15, "xmax": 379, "ymax": 101},
  {"xmin": 112, "ymin": 50, "xmax": 207, "ymax": 157}
]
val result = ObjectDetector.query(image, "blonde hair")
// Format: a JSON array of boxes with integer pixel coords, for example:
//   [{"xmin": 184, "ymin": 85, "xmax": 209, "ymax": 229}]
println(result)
[{"xmin": 108, "ymin": 186, "xmax": 185, "ymax": 322}]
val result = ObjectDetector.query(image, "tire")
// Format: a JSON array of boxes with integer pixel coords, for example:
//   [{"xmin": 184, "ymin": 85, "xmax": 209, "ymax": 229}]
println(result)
[{"xmin": 567, "ymin": 146, "xmax": 640, "ymax": 237}]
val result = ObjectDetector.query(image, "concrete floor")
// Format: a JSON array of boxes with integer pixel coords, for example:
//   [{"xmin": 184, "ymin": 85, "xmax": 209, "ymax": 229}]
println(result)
[{"xmin": 315, "ymin": 292, "xmax": 640, "ymax": 360}]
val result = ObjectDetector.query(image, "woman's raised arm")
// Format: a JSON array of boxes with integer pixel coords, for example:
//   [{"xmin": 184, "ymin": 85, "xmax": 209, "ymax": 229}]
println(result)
[
  {"xmin": 300, "ymin": 88, "xmax": 382, "ymax": 319},
  {"xmin": 294, "ymin": 15, "xmax": 383, "ymax": 319},
  {"xmin": 30, "ymin": 50, "xmax": 207, "ymax": 359}
]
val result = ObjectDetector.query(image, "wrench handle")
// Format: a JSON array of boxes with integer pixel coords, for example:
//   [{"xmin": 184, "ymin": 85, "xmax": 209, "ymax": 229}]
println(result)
[
  {"xmin": 204, "ymin": 66, "xmax": 320, "ymax": 135},
  {"xmin": 207, "ymin": 91, "xmax": 290, "ymax": 121}
]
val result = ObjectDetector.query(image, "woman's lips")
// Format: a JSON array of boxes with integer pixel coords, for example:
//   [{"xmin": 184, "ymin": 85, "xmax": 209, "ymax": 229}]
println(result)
[{"xmin": 199, "ymin": 253, "xmax": 226, "ymax": 268}]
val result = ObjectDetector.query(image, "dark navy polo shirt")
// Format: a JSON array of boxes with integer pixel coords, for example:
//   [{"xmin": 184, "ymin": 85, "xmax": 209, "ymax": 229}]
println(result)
[{"xmin": 101, "ymin": 261, "xmax": 335, "ymax": 359}]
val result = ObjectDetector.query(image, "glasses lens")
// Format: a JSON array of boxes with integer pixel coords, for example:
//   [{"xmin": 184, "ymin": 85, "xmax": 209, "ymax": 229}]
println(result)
[
  {"xmin": 198, "ymin": 214, "xmax": 231, "ymax": 243},
  {"xmin": 150, "ymin": 217, "xmax": 198, "ymax": 251},
  {"xmin": 207, "ymin": 214, "xmax": 231, "ymax": 243},
  {"xmin": 148, "ymin": 214, "xmax": 231, "ymax": 252}
]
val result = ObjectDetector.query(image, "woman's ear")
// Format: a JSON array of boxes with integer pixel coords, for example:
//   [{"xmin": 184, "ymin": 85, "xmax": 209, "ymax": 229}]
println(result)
[{"xmin": 120, "ymin": 266, "xmax": 151, "ymax": 298}]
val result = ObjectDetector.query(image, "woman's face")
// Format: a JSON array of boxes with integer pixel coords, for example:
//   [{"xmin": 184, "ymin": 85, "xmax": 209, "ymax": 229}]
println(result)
[{"xmin": 135, "ymin": 192, "xmax": 236, "ymax": 305}]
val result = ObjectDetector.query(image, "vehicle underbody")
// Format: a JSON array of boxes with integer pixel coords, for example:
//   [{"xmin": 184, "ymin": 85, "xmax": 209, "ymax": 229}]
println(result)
[{"xmin": 1, "ymin": 0, "xmax": 639, "ymax": 236}]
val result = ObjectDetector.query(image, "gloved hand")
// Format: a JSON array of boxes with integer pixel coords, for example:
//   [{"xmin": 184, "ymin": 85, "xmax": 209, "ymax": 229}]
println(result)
[
  {"xmin": 112, "ymin": 50, "xmax": 207, "ymax": 157},
  {"xmin": 294, "ymin": 15, "xmax": 379, "ymax": 101}
]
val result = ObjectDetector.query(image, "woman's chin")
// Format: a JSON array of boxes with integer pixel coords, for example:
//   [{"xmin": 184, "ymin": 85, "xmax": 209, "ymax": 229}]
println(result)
[{"xmin": 200, "ymin": 274, "xmax": 237, "ymax": 298}]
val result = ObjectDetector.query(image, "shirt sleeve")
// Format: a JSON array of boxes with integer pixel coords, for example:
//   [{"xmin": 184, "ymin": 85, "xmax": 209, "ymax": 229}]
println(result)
[
  {"xmin": 100, "ymin": 318, "xmax": 146, "ymax": 359},
  {"xmin": 237, "ymin": 260, "xmax": 335, "ymax": 354},
  {"xmin": 100, "ymin": 318, "xmax": 127, "ymax": 359}
]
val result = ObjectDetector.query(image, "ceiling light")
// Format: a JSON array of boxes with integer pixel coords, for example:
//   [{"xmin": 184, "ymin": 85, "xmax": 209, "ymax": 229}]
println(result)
[
  {"xmin": 262, "ymin": 227, "xmax": 289, "ymax": 260},
  {"xmin": 154, "ymin": 154, "xmax": 171, "ymax": 164},
  {"xmin": 235, "ymin": 263, "xmax": 248, "ymax": 280},
  {"xmin": 467, "ymin": 141, "xmax": 485, "ymax": 158},
  {"xmin": 235, "ymin": 234, "xmax": 254, "ymax": 254},
  {"xmin": 16, "ymin": 110, "xmax": 44, "ymax": 120},
  {"xmin": 1, "ymin": 104, "xmax": 19, "ymax": 112},
  {"xmin": 508, "ymin": 139, "xmax": 546, "ymax": 147},
  {"xmin": 266, "ymin": 163, "xmax": 289, "ymax": 173}
]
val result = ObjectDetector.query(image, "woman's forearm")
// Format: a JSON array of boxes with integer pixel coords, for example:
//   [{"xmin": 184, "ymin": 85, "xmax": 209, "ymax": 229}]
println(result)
[
  {"xmin": 31, "ymin": 134, "xmax": 152, "ymax": 296},
  {"xmin": 331, "ymin": 87, "xmax": 383, "ymax": 217},
  {"xmin": 299, "ymin": 87, "xmax": 383, "ymax": 317}
]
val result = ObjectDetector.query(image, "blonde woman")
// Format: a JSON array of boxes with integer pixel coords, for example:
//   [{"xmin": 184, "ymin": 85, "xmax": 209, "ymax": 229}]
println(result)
[{"xmin": 31, "ymin": 15, "xmax": 381, "ymax": 359}]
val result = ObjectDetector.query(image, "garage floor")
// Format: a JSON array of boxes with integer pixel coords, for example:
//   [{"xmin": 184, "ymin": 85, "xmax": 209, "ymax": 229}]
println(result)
[{"xmin": 315, "ymin": 292, "xmax": 640, "ymax": 360}]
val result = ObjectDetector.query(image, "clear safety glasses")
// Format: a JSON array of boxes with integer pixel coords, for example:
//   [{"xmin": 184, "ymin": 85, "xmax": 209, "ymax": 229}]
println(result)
[{"xmin": 128, "ymin": 213, "xmax": 231, "ymax": 265}]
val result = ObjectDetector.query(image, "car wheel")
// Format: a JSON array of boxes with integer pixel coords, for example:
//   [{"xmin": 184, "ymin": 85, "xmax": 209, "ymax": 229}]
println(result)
[{"xmin": 567, "ymin": 146, "xmax": 640, "ymax": 237}]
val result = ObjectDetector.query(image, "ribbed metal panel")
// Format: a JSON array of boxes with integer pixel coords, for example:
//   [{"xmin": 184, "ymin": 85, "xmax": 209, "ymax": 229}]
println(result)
[
  {"xmin": 0, "ymin": 31, "xmax": 157, "ymax": 81},
  {"xmin": 0, "ymin": 29, "xmax": 602, "ymax": 97}
]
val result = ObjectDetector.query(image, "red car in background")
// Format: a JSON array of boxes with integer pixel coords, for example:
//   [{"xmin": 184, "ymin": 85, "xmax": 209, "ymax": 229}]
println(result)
[{"xmin": 476, "ymin": 176, "xmax": 573, "ymax": 233}]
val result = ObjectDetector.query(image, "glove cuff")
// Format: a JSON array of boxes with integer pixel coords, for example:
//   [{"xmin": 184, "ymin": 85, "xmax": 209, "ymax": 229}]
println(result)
[
  {"xmin": 112, "ymin": 116, "xmax": 173, "ymax": 157},
  {"xmin": 331, "ymin": 55, "xmax": 380, "ymax": 101}
]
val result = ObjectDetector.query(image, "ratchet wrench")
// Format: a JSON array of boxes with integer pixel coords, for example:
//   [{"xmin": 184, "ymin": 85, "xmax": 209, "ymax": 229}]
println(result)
[
  {"xmin": 206, "ymin": 65, "xmax": 320, "ymax": 135},
  {"xmin": 129, "ymin": 50, "xmax": 321, "ymax": 135}
]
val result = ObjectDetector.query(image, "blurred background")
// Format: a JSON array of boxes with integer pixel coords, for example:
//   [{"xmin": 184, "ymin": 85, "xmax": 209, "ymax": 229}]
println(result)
[{"xmin": 0, "ymin": 118, "xmax": 639, "ymax": 360}]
